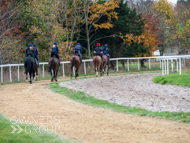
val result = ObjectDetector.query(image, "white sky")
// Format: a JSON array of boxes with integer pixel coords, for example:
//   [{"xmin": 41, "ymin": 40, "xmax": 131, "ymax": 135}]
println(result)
[{"xmin": 167, "ymin": 0, "xmax": 177, "ymax": 4}]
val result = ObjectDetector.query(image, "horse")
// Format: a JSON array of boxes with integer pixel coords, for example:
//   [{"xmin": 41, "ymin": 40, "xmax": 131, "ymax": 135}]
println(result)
[
  {"xmin": 103, "ymin": 55, "xmax": 110, "ymax": 76},
  {"xmin": 70, "ymin": 52, "xmax": 81, "ymax": 79},
  {"xmin": 93, "ymin": 55, "xmax": 103, "ymax": 77},
  {"xmin": 48, "ymin": 55, "xmax": 59, "ymax": 82},
  {"xmin": 24, "ymin": 56, "xmax": 36, "ymax": 84}
]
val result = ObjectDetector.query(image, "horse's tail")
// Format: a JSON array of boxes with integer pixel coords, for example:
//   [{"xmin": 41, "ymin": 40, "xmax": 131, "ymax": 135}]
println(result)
[
  {"xmin": 49, "ymin": 58, "xmax": 54, "ymax": 72},
  {"xmin": 71, "ymin": 57, "xmax": 75, "ymax": 71},
  {"xmin": 25, "ymin": 58, "xmax": 31, "ymax": 73}
]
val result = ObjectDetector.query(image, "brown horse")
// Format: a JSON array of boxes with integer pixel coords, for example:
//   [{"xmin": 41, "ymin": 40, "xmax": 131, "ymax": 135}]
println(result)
[
  {"xmin": 93, "ymin": 55, "xmax": 103, "ymax": 77},
  {"xmin": 70, "ymin": 55, "xmax": 81, "ymax": 79},
  {"xmin": 103, "ymin": 55, "xmax": 110, "ymax": 76},
  {"xmin": 48, "ymin": 56, "xmax": 59, "ymax": 82}
]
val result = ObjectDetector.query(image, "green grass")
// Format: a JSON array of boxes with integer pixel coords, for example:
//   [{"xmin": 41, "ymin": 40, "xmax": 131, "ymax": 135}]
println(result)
[
  {"xmin": 49, "ymin": 79, "xmax": 190, "ymax": 124},
  {"xmin": 0, "ymin": 113, "xmax": 80, "ymax": 143},
  {"xmin": 153, "ymin": 72, "xmax": 190, "ymax": 87}
]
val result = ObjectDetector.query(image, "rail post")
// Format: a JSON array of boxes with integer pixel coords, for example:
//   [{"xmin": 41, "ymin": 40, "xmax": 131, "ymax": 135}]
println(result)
[
  {"xmin": 84, "ymin": 61, "xmax": 86, "ymax": 75},
  {"xmin": 167, "ymin": 59, "xmax": 169, "ymax": 75},
  {"xmin": 164, "ymin": 59, "xmax": 166, "ymax": 75},
  {"xmin": 62, "ymin": 63, "xmax": 65, "ymax": 77},
  {"xmin": 179, "ymin": 58, "xmax": 181, "ymax": 75},
  {"xmin": 138, "ymin": 59, "xmax": 139, "ymax": 71},
  {"xmin": 149, "ymin": 58, "xmax": 151, "ymax": 69},
  {"xmin": 127, "ymin": 59, "xmax": 129, "ymax": 71},
  {"xmin": 43, "ymin": 64, "xmax": 44, "ymax": 77},
  {"xmin": 1, "ymin": 67, "xmax": 3, "ymax": 83},
  {"xmin": 160, "ymin": 59, "xmax": 161, "ymax": 69},
  {"xmin": 9, "ymin": 66, "xmax": 12, "ymax": 82},
  {"xmin": 18, "ymin": 66, "xmax": 20, "ymax": 81},
  {"xmin": 171, "ymin": 59, "xmax": 173, "ymax": 73},
  {"xmin": 162, "ymin": 59, "xmax": 164, "ymax": 75},
  {"xmin": 176, "ymin": 59, "xmax": 178, "ymax": 72},
  {"xmin": 116, "ymin": 60, "xmax": 118, "ymax": 72}
]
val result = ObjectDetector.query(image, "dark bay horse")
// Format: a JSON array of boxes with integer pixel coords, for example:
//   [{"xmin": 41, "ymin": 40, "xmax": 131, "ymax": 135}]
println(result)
[
  {"xmin": 24, "ymin": 56, "xmax": 36, "ymax": 84},
  {"xmin": 48, "ymin": 56, "xmax": 59, "ymax": 82},
  {"xmin": 103, "ymin": 55, "xmax": 110, "ymax": 76},
  {"xmin": 70, "ymin": 55, "xmax": 81, "ymax": 79},
  {"xmin": 93, "ymin": 56, "xmax": 103, "ymax": 77}
]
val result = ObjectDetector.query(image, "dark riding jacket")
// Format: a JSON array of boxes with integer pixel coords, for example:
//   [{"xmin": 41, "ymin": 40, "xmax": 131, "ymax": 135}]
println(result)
[
  {"xmin": 103, "ymin": 47, "xmax": 109, "ymax": 55},
  {"xmin": 26, "ymin": 47, "xmax": 35, "ymax": 58},
  {"xmin": 33, "ymin": 48, "xmax": 38, "ymax": 59},
  {"xmin": 94, "ymin": 46, "xmax": 103, "ymax": 55},
  {"xmin": 74, "ymin": 45, "xmax": 82, "ymax": 53}
]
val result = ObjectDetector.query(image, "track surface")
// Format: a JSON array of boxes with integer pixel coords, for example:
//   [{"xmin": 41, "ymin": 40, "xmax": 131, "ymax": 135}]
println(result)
[
  {"xmin": 1, "ymin": 76, "xmax": 190, "ymax": 143},
  {"xmin": 60, "ymin": 73, "xmax": 190, "ymax": 112}
]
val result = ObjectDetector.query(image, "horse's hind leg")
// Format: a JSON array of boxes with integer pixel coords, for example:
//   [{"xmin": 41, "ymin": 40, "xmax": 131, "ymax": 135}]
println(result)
[
  {"xmin": 75, "ymin": 69, "xmax": 78, "ymax": 79},
  {"xmin": 29, "ymin": 72, "xmax": 32, "ymax": 84},
  {"xmin": 70, "ymin": 67, "xmax": 73, "ymax": 79},
  {"xmin": 106, "ymin": 65, "xmax": 109, "ymax": 76},
  {"xmin": 25, "ymin": 72, "xmax": 28, "ymax": 82},
  {"xmin": 55, "ymin": 70, "xmax": 58, "ymax": 82}
]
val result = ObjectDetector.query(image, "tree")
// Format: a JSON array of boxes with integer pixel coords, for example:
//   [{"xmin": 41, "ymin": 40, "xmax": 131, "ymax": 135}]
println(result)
[
  {"xmin": 80, "ymin": 0, "xmax": 119, "ymax": 57},
  {"xmin": 0, "ymin": 0, "xmax": 24, "ymax": 64},
  {"xmin": 153, "ymin": 0, "xmax": 176, "ymax": 55}
]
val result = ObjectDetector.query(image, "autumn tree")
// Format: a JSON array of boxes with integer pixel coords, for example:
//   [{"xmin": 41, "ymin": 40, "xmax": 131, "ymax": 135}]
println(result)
[
  {"xmin": 0, "ymin": 0, "xmax": 24, "ymax": 64},
  {"xmin": 80, "ymin": 0, "xmax": 119, "ymax": 57},
  {"xmin": 173, "ymin": 1, "xmax": 190, "ymax": 54},
  {"xmin": 153, "ymin": 0, "xmax": 176, "ymax": 55}
]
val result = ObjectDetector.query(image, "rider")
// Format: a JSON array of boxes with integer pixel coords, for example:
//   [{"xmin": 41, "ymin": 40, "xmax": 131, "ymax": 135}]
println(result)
[
  {"xmin": 74, "ymin": 43, "xmax": 82, "ymax": 62},
  {"xmin": 26, "ymin": 42, "xmax": 35, "ymax": 58},
  {"xmin": 103, "ymin": 43, "xmax": 110, "ymax": 61},
  {"xmin": 33, "ymin": 43, "xmax": 39, "ymax": 67},
  {"xmin": 94, "ymin": 43, "xmax": 104, "ymax": 62},
  {"xmin": 51, "ymin": 41, "xmax": 60, "ymax": 66},
  {"xmin": 25, "ymin": 42, "xmax": 35, "ymax": 73}
]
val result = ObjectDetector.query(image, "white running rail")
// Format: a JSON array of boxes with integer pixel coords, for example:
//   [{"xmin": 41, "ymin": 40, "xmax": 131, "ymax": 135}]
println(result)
[{"xmin": 1, "ymin": 55, "xmax": 190, "ymax": 83}]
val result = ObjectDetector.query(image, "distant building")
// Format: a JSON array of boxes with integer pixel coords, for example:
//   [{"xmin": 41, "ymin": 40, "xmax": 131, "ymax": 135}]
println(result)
[{"xmin": 153, "ymin": 50, "xmax": 160, "ymax": 56}]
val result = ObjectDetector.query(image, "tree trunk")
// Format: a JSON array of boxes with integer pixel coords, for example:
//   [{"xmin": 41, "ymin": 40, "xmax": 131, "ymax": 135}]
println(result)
[{"xmin": 140, "ymin": 59, "xmax": 146, "ymax": 68}]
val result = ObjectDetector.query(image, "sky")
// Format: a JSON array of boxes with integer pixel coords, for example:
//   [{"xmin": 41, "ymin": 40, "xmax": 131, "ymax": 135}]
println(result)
[{"xmin": 167, "ymin": 0, "xmax": 177, "ymax": 4}]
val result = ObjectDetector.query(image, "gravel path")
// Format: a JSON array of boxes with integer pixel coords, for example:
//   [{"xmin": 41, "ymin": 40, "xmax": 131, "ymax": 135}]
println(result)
[{"xmin": 60, "ymin": 73, "xmax": 190, "ymax": 112}]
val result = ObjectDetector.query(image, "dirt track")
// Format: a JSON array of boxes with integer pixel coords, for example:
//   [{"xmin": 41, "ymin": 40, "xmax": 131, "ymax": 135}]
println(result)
[
  {"xmin": 60, "ymin": 73, "xmax": 190, "ymax": 112},
  {"xmin": 1, "ymin": 75, "xmax": 190, "ymax": 143}
]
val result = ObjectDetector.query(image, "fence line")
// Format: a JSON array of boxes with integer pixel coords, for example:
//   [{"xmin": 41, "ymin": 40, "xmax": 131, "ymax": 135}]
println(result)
[{"xmin": 1, "ymin": 55, "xmax": 190, "ymax": 83}]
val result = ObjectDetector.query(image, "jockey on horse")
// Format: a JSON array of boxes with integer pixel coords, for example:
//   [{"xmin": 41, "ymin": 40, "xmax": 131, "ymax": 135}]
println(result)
[
  {"xmin": 73, "ymin": 43, "xmax": 82, "ymax": 62},
  {"xmin": 33, "ymin": 43, "xmax": 39, "ymax": 67},
  {"xmin": 103, "ymin": 44, "xmax": 110, "ymax": 61},
  {"xmin": 25, "ymin": 42, "xmax": 35, "ymax": 70},
  {"xmin": 94, "ymin": 43, "xmax": 104, "ymax": 62},
  {"xmin": 24, "ymin": 42, "xmax": 36, "ymax": 83},
  {"xmin": 51, "ymin": 42, "xmax": 60, "ymax": 66}
]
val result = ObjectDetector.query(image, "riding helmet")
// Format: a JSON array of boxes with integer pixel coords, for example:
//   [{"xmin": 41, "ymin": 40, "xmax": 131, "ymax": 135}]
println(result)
[
  {"xmin": 28, "ymin": 42, "xmax": 32, "ymax": 46},
  {"xmin": 97, "ymin": 43, "xmax": 100, "ymax": 46}
]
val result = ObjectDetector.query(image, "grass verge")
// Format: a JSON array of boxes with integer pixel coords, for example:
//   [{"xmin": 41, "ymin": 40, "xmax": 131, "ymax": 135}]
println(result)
[
  {"xmin": 49, "ymin": 79, "xmax": 190, "ymax": 124},
  {"xmin": 153, "ymin": 72, "xmax": 190, "ymax": 87},
  {"xmin": 0, "ymin": 113, "xmax": 80, "ymax": 143}
]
